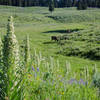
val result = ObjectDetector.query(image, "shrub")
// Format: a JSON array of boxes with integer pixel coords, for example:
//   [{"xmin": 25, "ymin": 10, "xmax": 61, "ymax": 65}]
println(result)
[
  {"xmin": 60, "ymin": 44, "xmax": 100, "ymax": 60},
  {"xmin": 92, "ymin": 72, "xmax": 100, "ymax": 96}
]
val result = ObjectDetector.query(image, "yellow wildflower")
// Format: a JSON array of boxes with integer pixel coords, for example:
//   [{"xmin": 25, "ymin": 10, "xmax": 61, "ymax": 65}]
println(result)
[
  {"xmin": 28, "ymin": 74, "xmax": 32, "ymax": 78},
  {"xmin": 61, "ymin": 92, "xmax": 64, "ymax": 95}
]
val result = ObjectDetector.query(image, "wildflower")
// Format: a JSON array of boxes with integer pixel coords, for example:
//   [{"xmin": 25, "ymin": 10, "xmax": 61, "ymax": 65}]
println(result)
[
  {"xmin": 28, "ymin": 74, "xmax": 32, "ymax": 78},
  {"xmin": 3, "ymin": 16, "xmax": 20, "ymax": 97},
  {"xmin": 34, "ymin": 73, "xmax": 37, "ymax": 78},
  {"xmin": 32, "ymin": 66, "xmax": 35, "ymax": 71},
  {"xmin": 61, "ymin": 91, "xmax": 64, "ymax": 95},
  {"xmin": 14, "ymin": 81, "xmax": 18, "ymax": 86},
  {"xmin": 37, "ymin": 77, "xmax": 40, "ymax": 81},
  {"xmin": 79, "ymin": 79, "xmax": 85, "ymax": 85},
  {"xmin": 37, "ymin": 67, "xmax": 39, "ymax": 72},
  {"xmin": 3, "ymin": 16, "xmax": 20, "ymax": 68},
  {"xmin": 68, "ymin": 78, "xmax": 77, "ymax": 84}
]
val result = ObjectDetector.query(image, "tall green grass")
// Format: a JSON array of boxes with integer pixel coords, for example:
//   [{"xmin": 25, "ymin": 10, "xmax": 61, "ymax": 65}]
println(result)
[
  {"xmin": 23, "ymin": 50, "xmax": 100, "ymax": 100},
  {"xmin": 0, "ymin": 6, "xmax": 100, "ymax": 100},
  {"xmin": 0, "ymin": 16, "xmax": 100, "ymax": 100}
]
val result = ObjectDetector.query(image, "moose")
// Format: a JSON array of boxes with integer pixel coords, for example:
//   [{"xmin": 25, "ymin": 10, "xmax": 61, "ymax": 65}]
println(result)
[
  {"xmin": 51, "ymin": 36, "xmax": 60, "ymax": 42},
  {"xmin": 51, "ymin": 35, "xmax": 68, "ymax": 42}
]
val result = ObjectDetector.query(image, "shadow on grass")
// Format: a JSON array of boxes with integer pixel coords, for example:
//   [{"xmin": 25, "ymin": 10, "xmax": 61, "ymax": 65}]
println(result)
[
  {"xmin": 43, "ymin": 41, "xmax": 56, "ymax": 44},
  {"xmin": 43, "ymin": 29, "xmax": 83, "ymax": 34}
]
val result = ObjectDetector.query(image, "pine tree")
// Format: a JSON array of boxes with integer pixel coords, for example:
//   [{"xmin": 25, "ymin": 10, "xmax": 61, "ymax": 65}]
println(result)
[
  {"xmin": 87, "ymin": 0, "xmax": 92, "ymax": 7},
  {"xmin": 96, "ymin": 0, "xmax": 100, "ymax": 8},
  {"xmin": 98, "ymin": 0, "xmax": 100, "ymax": 8},
  {"xmin": 61, "ymin": 0, "xmax": 72, "ymax": 7},
  {"xmin": 8, "ymin": 0, "xmax": 12, "ymax": 5},
  {"xmin": 0, "ymin": 0, "xmax": 3, "ymax": 5},
  {"xmin": 67, "ymin": 0, "xmax": 72, "ymax": 7},
  {"xmin": 77, "ymin": 0, "xmax": 82, "ymax": 10},
  {"xmin": 82, "ymin": 0, "xmax": 87, "ymax": 10},
  {"xmin": 19, "ymin": 0, "xmax": 22, "ymax": 6},
  {"xmin": 73, "ymin": 0, "xmax": 76, "ymax": 6},
  {"xmin": 25, "ymin": 0, "xmax": 28, "ymax": 7},
  {"xmin": 49, "ymin": 0, "xmax": 55, "ymax": 13},
  {"xmin": 77, "ymin": 0, "xmax": 87, "ymax": 10},
  {"xmin": 62, "ymin": 0, "xmax": 67, "ymax": 7},
  {"xmin": 28, "ymin": 0, "xmax": 32, "ymax": 6},
  {"xmin": 91, "ymin": 0, "xmax": 95, "ymax": 7},
  {"xmin": 54, "ymin": 0, "xmax": 58, "ymax": 7}
]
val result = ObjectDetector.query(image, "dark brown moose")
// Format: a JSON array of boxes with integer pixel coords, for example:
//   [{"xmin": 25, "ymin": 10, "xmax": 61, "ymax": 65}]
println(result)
[{"xmin": 51, "ymin": 36, "xmax": 60, "ymax": 41}]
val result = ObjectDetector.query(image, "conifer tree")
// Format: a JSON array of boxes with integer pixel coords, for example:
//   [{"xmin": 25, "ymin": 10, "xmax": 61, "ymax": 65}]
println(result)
[
  {"xmin": 87, "ymin": 0, "xmax": 92, "ymax": 7},
  {"xmin": 73, "ymin": 0, "xmax": 76, "ymax": 6},
  {"xmin": 12, "ymin": 0, "xmax": 16, "ymax": 6},
  {"xmin": 8, "ymin": 0, "xmax": 12, "ymax": 5},
  {"xmin": 28, "ymin": 0, "xmax": 32, "ymax": 6},
  {"xmin": 54, "ymin": 0, "xmax": 58, "ymax": 7},
  {"xmin": 49, "ymin": 0, "xmax": 55, "ymax": 14},
  {"xmin": 0, "ymin": 0, "xmax": 99, "ymax": 8},
  {"xmin": 82, "ymin": 0, "xmax": 87, "ymax": 10},
  {"xmin": 98, "ymin": 0, "xmax": 100, "ymax": 8},
  {"xmin": 67, "ymin": 0, "xmax": 72, "ymax": 7},
  {"xmin": 25, "ymin": 0, "xmax": 28, "ymax": 7},
  {"xmin": 77, "ymin": 0, "xmax": 87, "ymax": 10},
  {"xmin": 63, "ymin": 0, "xmax": 67, "ymax": 7},
  {"xmin": 19, "ymin": 0, "xmax": 22, "ymax": 6},
  {"xmin": 96, "ymin": 0, "xmax": 100, "ymax": 8},
  {"xmin": 77, "ymin": 0, "xmax": 82, "ymax": 10}
]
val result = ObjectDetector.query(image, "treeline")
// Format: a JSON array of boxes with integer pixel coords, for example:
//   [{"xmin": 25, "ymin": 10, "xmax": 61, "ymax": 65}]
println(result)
[
  {"xmin": 0, "ymin": 0, "xmax": 48, "ymax": 6},
  {"xmin": 0, "ymin": 0, "xmax": 100, "ymax": 8}
]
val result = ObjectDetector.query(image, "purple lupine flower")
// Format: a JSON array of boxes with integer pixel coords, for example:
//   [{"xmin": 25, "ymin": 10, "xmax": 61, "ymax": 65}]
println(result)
[
  {"xmin": 37, "ymin": 67, "xmax": 39, "ymax": 72},
  {"xmin": 34, "ymin": 73, "xmax": 37, "ymax": 78},
  {"xmin": 52, "ymin": 80, "xmax": 55, "ymax": 85},
  {"xmin": 79, "ymin": 79, "xmax": 85, "ymax": 85},
  {"xmin": 60, "ymin": 78, "xmax": 65, "ymax": 82},
  {"xmin": 74, "ymin": 79, "xmax": 78, "ymax": 84},
  {"xmin": 32, "ymin": 66, "xmax": 35, "ymax": 71},
  {"xmin": 69, "ymin": 78, "xmax": 77, "ymax": 84}
]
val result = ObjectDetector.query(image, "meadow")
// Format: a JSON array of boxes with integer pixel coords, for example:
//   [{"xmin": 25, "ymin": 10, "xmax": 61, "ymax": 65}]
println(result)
[{"xmin": 0, "ymin": 6, "xmax": 100, "ymax": 100}]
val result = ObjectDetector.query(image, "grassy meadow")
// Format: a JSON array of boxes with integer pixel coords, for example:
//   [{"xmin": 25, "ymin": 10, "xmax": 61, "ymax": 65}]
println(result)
[{"xmin": 0, "ymin": 6, "xmax": 100, "ymax": 100}]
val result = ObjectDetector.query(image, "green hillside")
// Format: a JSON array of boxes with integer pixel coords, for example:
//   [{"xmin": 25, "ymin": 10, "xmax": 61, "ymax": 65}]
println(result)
[
  {"xmin": 0, "ymin": 6, "xmax": 100, "ymax": 100},
  {"xmin": 0, "ymin": 6, "xmax": 100, "ymax": 69}
]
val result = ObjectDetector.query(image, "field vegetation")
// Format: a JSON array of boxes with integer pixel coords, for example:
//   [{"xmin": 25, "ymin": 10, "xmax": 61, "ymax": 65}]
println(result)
[{"xmin": 0, "ymin": 6, "xmax": 100, "ymax": 100}]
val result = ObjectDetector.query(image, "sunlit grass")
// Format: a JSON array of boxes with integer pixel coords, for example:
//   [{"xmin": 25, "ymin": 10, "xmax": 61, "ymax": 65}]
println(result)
[{"xmin": 0, "ymin": 6, "xmax": 100, "ymax": 100}]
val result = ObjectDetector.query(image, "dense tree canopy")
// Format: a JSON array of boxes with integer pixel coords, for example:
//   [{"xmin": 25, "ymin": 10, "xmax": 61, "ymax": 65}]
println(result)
[{"xmin": 0, "ymin": 0, "xmax": 100, "ymax": 8}]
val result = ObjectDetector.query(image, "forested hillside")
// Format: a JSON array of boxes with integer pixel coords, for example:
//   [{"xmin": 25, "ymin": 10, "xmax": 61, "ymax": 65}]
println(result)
[{"xmin": 0, "ymin": 0, "xmax": 100, "ymax": 8}]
